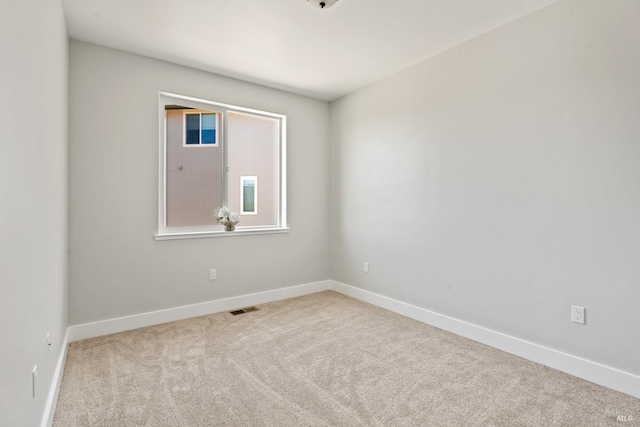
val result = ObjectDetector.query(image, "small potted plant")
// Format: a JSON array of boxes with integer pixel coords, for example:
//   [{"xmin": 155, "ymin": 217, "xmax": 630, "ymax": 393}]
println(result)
[{"xmin": 216, "ymin": 207, "xmax": 240, "ymax": 231}]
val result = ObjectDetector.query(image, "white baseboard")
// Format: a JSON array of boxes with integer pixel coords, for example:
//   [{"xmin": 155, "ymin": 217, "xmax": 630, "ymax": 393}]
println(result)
[
  {"xmin": 41, "ymin": 328, "xmax": 70, "ymax": 427},
  {"xmin": 68, "ymin": 280, "xmax": 332, "ymax": 342},
  {"xmin": 329, "ymin": 280, "xmax": 640, "ymax": 400},
  {"xmin": 62, "ymin": 278, "xmax": 640, "ymax": 401}
]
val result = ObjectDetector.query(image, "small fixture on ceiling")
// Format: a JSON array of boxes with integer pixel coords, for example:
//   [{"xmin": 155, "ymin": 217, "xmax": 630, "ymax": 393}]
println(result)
[{"xmin": 307, "ymin": 0, "xmax": 339, "ymax": 9}]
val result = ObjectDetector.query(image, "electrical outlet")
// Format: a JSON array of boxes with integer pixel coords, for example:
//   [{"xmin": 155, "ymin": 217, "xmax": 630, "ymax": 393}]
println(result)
[
  {"xmin": 32, "ymin": 365, "xmax": 38, "ymax": 398},
  {"xmin": 45, "ymin": 333, "xmax": 51, "ymax": 357},
  {"xmin": 209, "ymin": 269, "xmax": 217, "ymax": 280},
  {"xmin": 571, "ymin": 305, "xmax": 585, "ymax": 324},
  {"xmin": 363, "ymin": 262, "xmax": 369, "ymax": 273}
]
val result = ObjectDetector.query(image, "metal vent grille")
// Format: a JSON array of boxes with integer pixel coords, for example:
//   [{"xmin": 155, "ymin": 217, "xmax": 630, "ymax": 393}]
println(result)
[{"xmin": 229, "ymin": 306, "xmax": 259, "ymax": 316}]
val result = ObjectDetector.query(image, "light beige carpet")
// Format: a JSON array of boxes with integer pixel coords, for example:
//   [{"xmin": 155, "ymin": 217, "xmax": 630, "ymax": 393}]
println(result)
[{"xmin": 54, "ymin": 291, "xmax": 639, "ymax": 426}]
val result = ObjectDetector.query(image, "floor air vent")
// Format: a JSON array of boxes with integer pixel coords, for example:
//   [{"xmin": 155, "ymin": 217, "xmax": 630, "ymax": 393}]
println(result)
[{"xmin": 229, "ymin": 306, "xmax": 259, "ymax": 316}]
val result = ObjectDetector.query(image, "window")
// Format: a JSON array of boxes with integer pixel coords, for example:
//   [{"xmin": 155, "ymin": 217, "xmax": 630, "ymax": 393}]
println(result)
[
  {"xmin": 241, "ymin": 176, "xmax": 257, "ymax": 215},
  {"xmin": 156, "ymin": 93, "xmax": 287, "ymax": 239},
  {"xmin": 184, "ymin": 112, "xmax": 218, "ymax": 146}
]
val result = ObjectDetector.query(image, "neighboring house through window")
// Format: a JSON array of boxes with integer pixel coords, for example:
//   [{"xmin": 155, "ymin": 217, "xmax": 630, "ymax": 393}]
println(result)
[{"xmin": 156, "ymin": 93, "xmax": 286, "ymax": 239}]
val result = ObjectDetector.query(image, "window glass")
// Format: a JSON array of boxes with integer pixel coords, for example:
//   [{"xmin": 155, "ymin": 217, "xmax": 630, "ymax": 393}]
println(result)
[
  {"xmin": 201, "ymin": 113, "xmax": 216, "ymax": 144},
  {"xmin": 158, "ymin": 93, "xmax": 286, "ymax": 237},
  {"xmin": 185, "ymin": 114, "xmax": 200, "ymax": 145},
  {"xmin": 241, "ymin": 177, "xmax": 257, "ymax": 214},
  {"xmin": 166, "ymin": 108, "xmax": 223, "ymax": 227},
  {"xmin": 227, "ymin": 113, "xmax": 278, "ymax": 226}
]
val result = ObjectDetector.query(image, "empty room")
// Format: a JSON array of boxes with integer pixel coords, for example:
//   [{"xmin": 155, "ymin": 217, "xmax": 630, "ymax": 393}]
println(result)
[{"xmin": 1, "ymin": 0, "xmax": 639, "ymax": 425}]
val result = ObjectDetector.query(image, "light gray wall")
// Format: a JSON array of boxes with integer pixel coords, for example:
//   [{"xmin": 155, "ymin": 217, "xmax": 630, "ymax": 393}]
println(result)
[
  {"xmin": 330, "ymin": 0, "xmax": 640, "ymax": 375},
  {"xmin": 0, "ymin": 0, "xmax": 68, "ymax": 425},
  {"xmin": 69, "ymin": 41, "xmax": 330, "ymax": 325}
]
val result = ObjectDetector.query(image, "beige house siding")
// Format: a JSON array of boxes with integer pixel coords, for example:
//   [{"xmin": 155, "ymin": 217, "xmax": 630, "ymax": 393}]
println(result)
[
  {"xmin": 227, "ymin": 111, "xmax": 278, "ymax": 227},
  {"xmin": 165, "ymin": 109, "xmax": 278, "ymax": 228},
  {"xmin": 166, "ymin": 109, "xmax": 223, "ymax": 227}
]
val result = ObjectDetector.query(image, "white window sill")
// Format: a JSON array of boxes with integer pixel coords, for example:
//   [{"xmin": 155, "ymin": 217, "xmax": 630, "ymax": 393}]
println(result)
[{"xmin": 154, "ymin": 227, "xmax": 290, "ymax": 241}]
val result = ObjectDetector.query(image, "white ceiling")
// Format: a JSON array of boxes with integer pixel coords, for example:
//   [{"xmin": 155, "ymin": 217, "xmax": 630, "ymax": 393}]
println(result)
[{"xmin": 62, "ymin": 0, "xmax": 559, "ymax": 101}]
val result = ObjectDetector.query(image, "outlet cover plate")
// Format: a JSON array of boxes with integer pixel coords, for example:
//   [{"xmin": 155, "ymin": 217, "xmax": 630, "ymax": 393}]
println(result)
[{"xmin": 571, "ymin": 305, "xmax": 585, "ymax": 324}]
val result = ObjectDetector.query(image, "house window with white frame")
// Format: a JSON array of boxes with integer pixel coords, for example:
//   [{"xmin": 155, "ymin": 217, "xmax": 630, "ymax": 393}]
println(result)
[
  {"xmin": 184, "ymin": 111, "xmax": 218, "ymax": 146},
  {"xmin": 156, "ymin": 94, "xmax": 287, "ymax": 239},
  {"xmin": 241, "ymin": 176, "xmax": 258, "ymax": 215}
]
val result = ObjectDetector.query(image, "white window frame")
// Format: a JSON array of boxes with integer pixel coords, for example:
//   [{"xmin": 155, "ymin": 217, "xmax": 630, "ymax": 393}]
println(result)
[
  {"xmin": 155, "ymin": 92, "xmax": 288, "ymax": 240},
  {"xmin": 240, "ymin": 176, "xmax": 258, "ymax": 215},
  {"xmin": 183, "ymin": 111, "xmax": 219, "ymax": 147}
]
